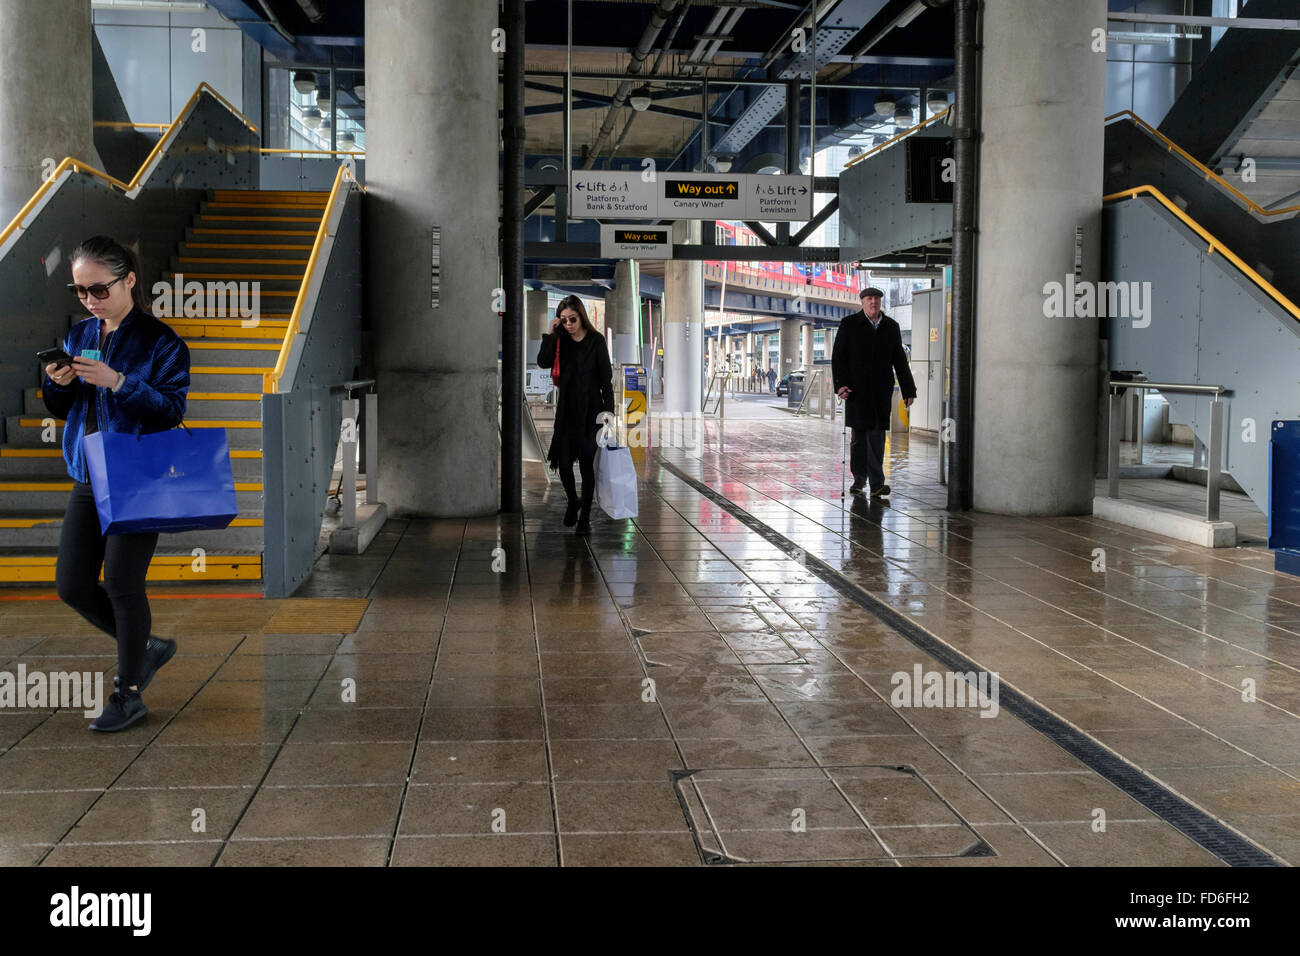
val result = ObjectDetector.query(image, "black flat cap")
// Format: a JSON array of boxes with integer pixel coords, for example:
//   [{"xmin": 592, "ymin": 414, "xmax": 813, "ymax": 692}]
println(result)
[{"xmin": 859, "ymin": 286, "xmax": 884, "ymax": 298}]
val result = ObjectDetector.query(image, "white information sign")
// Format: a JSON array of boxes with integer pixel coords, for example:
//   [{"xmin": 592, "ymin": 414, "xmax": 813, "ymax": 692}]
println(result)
[
  {"xmin": 569, "ymin": 170, "xmax": 814, "ymax": 221},
  {"xmin": 745, "ymin": 174, "xmax": 813, "ymax": 220},
  {"xmin": 569, "ymin": 171, "xmax": 656, "ymax": 217},
  {"xmin": 600, "ymin": 224, "xmax": 672, "ymax": 259}
]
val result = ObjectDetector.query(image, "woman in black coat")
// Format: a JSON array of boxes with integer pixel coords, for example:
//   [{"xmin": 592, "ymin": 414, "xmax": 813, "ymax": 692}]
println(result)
[{"xmin": 536, "ymin": 295, "xmax": 615, "ymax": 535}]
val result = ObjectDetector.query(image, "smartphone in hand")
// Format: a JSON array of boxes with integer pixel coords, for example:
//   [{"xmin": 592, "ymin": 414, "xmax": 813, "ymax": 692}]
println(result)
[{"xmin": 37, "ymin": 347, "xmax": 74, "ymax": 369}]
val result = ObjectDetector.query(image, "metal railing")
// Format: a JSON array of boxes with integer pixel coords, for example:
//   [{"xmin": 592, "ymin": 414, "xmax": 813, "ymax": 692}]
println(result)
[
  {"xmin": 334, "ymin": 380, "xmax": 379, "ymax": 532},
  {"xmin": 793, "ymin": 367, "xmax": 837, "ymax": 420},
  {"xmin": 1103, "ymin": 184, "xmax": 1300, "ymax": 325},
  {"xmin": 264, "ymin": 162, "xmax": 365, "ymax": 392},
  {"xmin": 842, "ymin": 106, "xmax": 952, "ymax": 170},
  {"xmin": 0, "ymin": 83, "xmax": 258, "ymax": 251},
  {"xmin": 1104, "ymin": 110, "xmax": 1300, "ymax": 218},
  {"xmin": 1108, "ymin": 378, "xmax": 1231, "ymax": 521},
  {"xmin": 702, "ymin": 372, "xmax": 726, "ymax": 418}
]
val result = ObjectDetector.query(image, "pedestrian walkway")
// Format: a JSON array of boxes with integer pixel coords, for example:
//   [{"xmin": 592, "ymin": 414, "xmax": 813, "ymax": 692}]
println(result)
[{"xmin": 0, "ymin": 418, "xmax": 1296, "ymax": 865}]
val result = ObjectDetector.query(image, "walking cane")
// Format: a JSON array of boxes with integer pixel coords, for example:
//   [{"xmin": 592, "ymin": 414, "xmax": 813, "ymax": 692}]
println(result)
[{"xmin": 839, "ymin": 393, "xmax": 847, "ymax": 500}]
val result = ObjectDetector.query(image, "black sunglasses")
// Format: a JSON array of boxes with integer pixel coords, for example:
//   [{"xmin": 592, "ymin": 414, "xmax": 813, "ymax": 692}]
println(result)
[{"xmin": 67, "ymin": 276, "xmax": 123, "ymax": 300}]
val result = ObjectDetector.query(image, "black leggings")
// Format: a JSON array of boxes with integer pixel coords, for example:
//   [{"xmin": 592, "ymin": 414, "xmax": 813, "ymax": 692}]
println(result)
[
  {"xmin": 55, "ymin": 481, "xmax": 159, "ymax": 689},
  {"xmin": 558, "ymin": 446, "xmax": 597, "ymax": 509}
]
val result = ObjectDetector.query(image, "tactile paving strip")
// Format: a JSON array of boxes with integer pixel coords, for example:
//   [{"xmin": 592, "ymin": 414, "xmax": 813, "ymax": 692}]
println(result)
[
  {"xmin": 261, "ymin": 597, "xmax": 371, "ymax": 634},
  {"xmin": 657, "ymin": 456, "xmax": 1284, "ymax": 867}
]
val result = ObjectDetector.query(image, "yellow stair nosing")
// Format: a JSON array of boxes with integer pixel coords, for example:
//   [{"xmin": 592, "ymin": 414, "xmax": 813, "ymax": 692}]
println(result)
[
  {"xmin": 177, "ymin": 257, "xmax": 308, "ymax": 265},
  {"xmin": 17, "ymin": 417, "xmax": 262, "ymax": 428},
  {"xmin": 192, "ymin": 366, "xmax": 274, "ymax": 373},
  {"xmin": 0, "ymin": 516, "xmax": 264, "ymax": 528},
  {"xmin": 2, "ymin": 447, "xmax": 260, "ymax": 458},
  {"xmin": 185, "ymin": 243, "xmax": 313, "ymax": 250},
  {"xmin": 199, "ymin": 215, "xmax": 322, "ymax": 223},
  {"xmin": 0, "ymin": 481, "xmax": 263, "ymax": 491},
  {"xmin": 193, "ymin": 229, "xmax": 318, "ymax": 236}
]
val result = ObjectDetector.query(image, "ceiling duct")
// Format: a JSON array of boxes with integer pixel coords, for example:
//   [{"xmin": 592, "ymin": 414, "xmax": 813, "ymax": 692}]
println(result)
[
  {"xmin": 581, "ymin": 0, "xmax": 682, "ymax": 169},
  {"xmin": 709, "ymin": 0, "xmax": 891, "ymax": 161}
]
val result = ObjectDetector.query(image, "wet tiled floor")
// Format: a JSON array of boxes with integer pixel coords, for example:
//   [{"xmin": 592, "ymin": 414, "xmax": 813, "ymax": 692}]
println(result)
[{"xmin": 0, "ymin": 416, "xmax": 1296, "ymax": 866}]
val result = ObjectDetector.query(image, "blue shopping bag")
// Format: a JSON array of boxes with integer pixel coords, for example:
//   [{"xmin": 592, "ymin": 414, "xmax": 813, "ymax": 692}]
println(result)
[{"xmin": 83, "ymin": 425, "xmax": 238, "ymax": 534}]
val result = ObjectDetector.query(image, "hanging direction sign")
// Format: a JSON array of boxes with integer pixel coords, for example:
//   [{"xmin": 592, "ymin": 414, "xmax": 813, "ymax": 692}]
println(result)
[
  {"xmin": 747, "ymin": 174, "xmax": 812, "ymax": 220},
  {"xmin": 569, "ymin": 171, "xmax": 656, "ymax": 217},
  {"xmin": 601, "ymin": 224, "xmax": 673, "ymax": 259},
  {"xmin": 570, "ymin": 171, "xmax": 813, "ymax": 221},
  {"xmin": 662, "ymin": 174, "xmax": 744, "ymax": 218}
]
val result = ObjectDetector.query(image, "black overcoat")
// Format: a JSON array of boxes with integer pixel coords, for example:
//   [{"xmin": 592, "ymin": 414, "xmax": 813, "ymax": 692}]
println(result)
[
  {"xmin": 537, "ymin": 330, "xmax": 615, "ymax": 468},
  {"xmin": 830, "ymin": 310, "xmax": 917, "ymax": 430}
]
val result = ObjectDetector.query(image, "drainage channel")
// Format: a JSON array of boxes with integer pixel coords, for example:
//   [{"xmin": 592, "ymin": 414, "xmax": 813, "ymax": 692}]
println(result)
[{"xmin": 655, "ymin": 455, "xmax": 1284, "ymax": 867}]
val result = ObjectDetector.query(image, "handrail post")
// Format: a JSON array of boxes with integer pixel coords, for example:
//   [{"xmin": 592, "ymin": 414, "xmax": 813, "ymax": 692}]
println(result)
[
  {"xmin": 1108, "ymin": 387, "xmax": 1122, "ymax": 499},
  {"xmin": 1207, "ymin": 398, "xmax": 1224, "ymax": 522},
  {"xmin": 1134, "ymin": 386, "xmax": 1144, "ymax": 465},
  {"xmin": 364, "ymin": 392, "xmax": 379, "ymax": 505},
  {"xmin": 340, "ymin": 397, "xmax": 359, "ymax": 530}
]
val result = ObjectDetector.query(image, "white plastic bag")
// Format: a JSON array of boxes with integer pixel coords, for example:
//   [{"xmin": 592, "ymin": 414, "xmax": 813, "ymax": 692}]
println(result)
[{"xmin": 595, "ymin": 444, "xmax": 638, "ymax": 519}]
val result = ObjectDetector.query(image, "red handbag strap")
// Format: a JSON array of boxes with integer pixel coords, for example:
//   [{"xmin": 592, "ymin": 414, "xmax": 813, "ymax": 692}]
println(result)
[{"xmin": 551, "ymin": 336, "xmax": 561, "ymax": 382}]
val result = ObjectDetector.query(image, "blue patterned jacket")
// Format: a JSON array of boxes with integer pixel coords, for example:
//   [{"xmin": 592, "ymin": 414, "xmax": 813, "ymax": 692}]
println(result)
[{"xmin": 42, "ymin": 307, "xmax": 191, "ymax": 482}]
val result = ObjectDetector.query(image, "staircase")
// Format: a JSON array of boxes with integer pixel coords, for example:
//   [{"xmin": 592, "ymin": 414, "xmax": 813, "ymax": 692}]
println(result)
[{"xmin": 0, "ymin": 189, "xmax": 329, "ymax": 585}]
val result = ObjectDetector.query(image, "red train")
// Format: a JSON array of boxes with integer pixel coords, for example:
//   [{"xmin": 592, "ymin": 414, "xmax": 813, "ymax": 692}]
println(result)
[{"xmin": 708, "ymin": 221, "xmax": 863, "ymax": 292}]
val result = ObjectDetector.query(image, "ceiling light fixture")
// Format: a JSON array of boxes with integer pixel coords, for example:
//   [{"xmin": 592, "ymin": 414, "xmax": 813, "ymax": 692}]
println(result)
[
  {"xmin": 293, "ymin": 71, "xmax": 316, "ymax": 94},
  {"xmin": 629, "ymin": 85, "xmax": 652, "ymax": 111}
]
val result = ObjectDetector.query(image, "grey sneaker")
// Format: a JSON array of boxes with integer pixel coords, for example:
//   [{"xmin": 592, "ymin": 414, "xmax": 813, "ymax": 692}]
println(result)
[
  {"xmin": 113, "ymin": 636, "xmax": 176, "ymax": 693},
  {"xmin": 89, "ymin": 689, "xmax": 147, "ymax": 733}
]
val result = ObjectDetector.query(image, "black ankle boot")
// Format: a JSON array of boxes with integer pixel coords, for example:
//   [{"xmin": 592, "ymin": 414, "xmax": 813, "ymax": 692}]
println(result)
[
  {"xmin": 563, "ymin": 499, "xmax": 580, "ymax": 527},
  {"xmin": 575, "ymin": 506, "xmax": 591, "ymax": 536},
  {"xmin": 89, "ymin": 688, "xmax": 148, "ymax": 733}
]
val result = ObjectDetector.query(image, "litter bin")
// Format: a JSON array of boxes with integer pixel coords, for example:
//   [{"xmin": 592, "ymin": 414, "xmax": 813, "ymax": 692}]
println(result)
[{"xmin": 787, "ymin": 381, "xmax": 805, "ymax": 408}]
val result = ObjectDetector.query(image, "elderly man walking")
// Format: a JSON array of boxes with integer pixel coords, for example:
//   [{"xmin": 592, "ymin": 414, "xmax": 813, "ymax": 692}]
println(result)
[{"xmin": 831, "ymin": 286, "xmax": 917, "ymax": 496}]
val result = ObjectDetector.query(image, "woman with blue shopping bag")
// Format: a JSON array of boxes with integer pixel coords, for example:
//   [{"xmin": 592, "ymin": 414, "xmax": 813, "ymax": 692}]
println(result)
[
  {"xmin": 41, "ymin": 237, "xmax": 192, "ymax": 732},
  {"xmin": 536, "ymin": 295, "xmax": 614, "ymax": 536}
]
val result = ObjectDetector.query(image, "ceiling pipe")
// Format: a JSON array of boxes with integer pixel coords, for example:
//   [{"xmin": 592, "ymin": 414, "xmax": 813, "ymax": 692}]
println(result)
[
  {"xmin": 581, "ymin": 0, "xmax": 682, "ymax": 169},
  {"xmin": 294, "ymin": 0, "xmax": 325, "ymax": 23},
  {"xmin": 607, "ymin": 0, "xmax": 696, "ymax": 159}
]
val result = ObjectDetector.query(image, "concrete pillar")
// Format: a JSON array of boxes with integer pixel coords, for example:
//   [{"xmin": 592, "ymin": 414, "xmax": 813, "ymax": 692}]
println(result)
[
  {"xmin": 0, "ymin": 0, "xmax": 101, "ymax": 225},
  {"xmin": 780, "ymin": 318, "xmax": 800, "ymax": 375},
  {"xmin": 525, "ymin": 289, "xmax": 549, "ymax": 366},
  {"xmin": 663, "ymin": 221, "xmax": 703, "ymax": 416},
  {"xmin": 825, "ymin": 327, "xmax": 836, "ymax": 360},
  {"xmin": 366, "ymin": 0, "xmax": 498, "ymax": 516},
  {"xmin": 801, "ymin": 323, "xmax": 815, "ymax": 370},
  {"xmin": 973, "ymin": 0, "xmax": 1104, "ymax": 514},
  {"xmin": 744, "ymin": 333, "xmax": 755, "ymax": 381},
  {"xmin": 608, "ymin": 259, "xmax": 640, "ymax": 366}
]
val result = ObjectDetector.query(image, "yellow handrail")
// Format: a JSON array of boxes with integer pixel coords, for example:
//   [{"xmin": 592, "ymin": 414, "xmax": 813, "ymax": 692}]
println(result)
[
  {"xmin": 93, "ymin": 121, "xmax": 173, "ymax": 130},
  {"xmin": 1104, "ymin": 110, "xmax": 1300, "ymax": 217},
  {"xmin": 263, "ymin": 164, "xmax": 364, "ymax": 393},
  {"xmin": 0, "ymin": 82, "xmax": 258, "ymax": 250},
  {"xmin": 842, "ymin": 107, "xmax": 951, "ymax": 170},
  {"xmin": 1104, "ymin": 184, "xmax": 1300, "ymax": 323}
]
